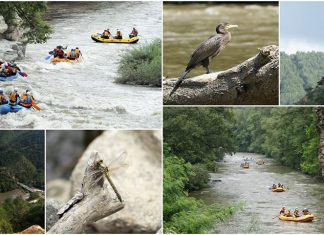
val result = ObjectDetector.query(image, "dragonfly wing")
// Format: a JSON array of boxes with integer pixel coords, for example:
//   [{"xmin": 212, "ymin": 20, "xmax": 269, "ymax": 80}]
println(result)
[
  {"xmin": 107, "ymin": 152, "xmax": 129, "ymax": 175},
  {"xmin": 57, "ymin": 191, "xmax": 84, "ymax": 217}
]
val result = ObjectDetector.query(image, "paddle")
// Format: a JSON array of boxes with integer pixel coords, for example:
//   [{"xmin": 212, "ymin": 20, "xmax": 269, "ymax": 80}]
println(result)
[
  {"xmin": 18, "ymin": 71, "xmax": 28, "ymax": 77},
  {"xmin": 31, "ymin": 100, "xmax": 41, "ymax": 111},
  {"xmin": 45, "ymin": 54, "xmax": 53, "ymax": 60},
  {"xmin": 272, "ymin": 215, "xmax": 279, "ymax": 219}
]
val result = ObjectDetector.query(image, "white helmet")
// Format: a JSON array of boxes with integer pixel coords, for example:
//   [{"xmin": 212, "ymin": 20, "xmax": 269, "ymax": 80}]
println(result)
[{"xmin": 14, "ymin": 87, "xmax": 18, "ymax": 92}]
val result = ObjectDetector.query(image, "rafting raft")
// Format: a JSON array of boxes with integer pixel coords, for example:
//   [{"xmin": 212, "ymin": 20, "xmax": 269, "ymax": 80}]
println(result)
[
  {"xmin": 91, "ymin": 34, "xmax": 139, "ymax": 43},
  {"xmin": 0, "ymin": 73, "xmax": 19, "ymax": 81},
  {"xmin": 279, "ymin": 214, "xmax": 314, "ymax": 222},
  {"xmin": 50, "ymin": 57, "xmax": 81, "ymax": 64},
  {"xmin": 272, "ymin": 187, "xmax": 286, "ymax": 192},
  {"xmin": 0, "ymin": 104, "xmax": 35, "ymax": 115}
]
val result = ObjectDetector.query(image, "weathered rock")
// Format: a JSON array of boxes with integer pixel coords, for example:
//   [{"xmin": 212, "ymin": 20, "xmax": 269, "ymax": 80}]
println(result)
[
  {"xmin": 0, "ymin": 16, "xmax": 8, "ymax": 34},
  {"xmin": 69, "ymin": 130, "xmax": 162, "ymax": 233},
  {"xmin": 316, "ymin": 108, "xmax": 324, "ymax": 176},
  {"xmin": 163, "ymin": 45, "xmax": 279, "ymax": 105},
  {"xmin": 19, "ymin": 225, "xmax": 45, "ymax": 234},
  {"xmin": 46, "ymin": 199, "xmax": 62, "ymax": 231},
  {"xmin": 4, "ymin": 24, "xmax": 23, "ymax": 41},
  {"xmin": 0, "ymin": 39, "xmax": 26, "ymax": 61}
]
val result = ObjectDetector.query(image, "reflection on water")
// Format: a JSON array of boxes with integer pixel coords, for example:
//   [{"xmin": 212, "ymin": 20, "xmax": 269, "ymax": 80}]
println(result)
[
  {"xmin": 163, "ymin": 3, "xmax": 278, "ymax": 78},
  {"xmin": 191, "ymin": 153, "xmax": 324, "ymax": 233},
  {"xmin": 0, "ymin": 1, "xmax": 162, "ymax": 129}
]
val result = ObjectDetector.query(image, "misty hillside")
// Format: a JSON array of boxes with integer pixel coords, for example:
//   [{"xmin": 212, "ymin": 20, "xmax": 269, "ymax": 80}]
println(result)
[{"xmin": 280, "ymin": 51, "xmax": 324, "ymax": 104}]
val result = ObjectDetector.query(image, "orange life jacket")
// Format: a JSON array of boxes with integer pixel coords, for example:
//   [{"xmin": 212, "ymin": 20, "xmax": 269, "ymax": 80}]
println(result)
[
  {"xmin": 20, "ymin": 94, "xmax": 34, "ymax": 107},
  {"xmin": 103, "ymin": 31, "xmax": 109, "ymax": 37},
  {"xmin": 9, "ymin": 91, "xmax": 18, "ymax": 103}
]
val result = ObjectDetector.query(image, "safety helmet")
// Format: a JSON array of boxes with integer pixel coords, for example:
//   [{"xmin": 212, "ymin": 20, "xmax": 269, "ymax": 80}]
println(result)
[
  {"xmin": 0, "ymin": 89, "xmax": 3, "ymax": 93},
  {"xmin": 14, "ymin": 87, "xmax": 18, "ymax": 92}
]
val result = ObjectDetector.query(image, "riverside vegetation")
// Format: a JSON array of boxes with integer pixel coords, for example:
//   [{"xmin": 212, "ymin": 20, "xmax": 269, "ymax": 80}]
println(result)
[
  {"xmin": 0, "ymin": 131, "xmax": 44, "ymax": 233},
  {"xmin": 116, "ymin": 39, "xmax": 161, "ymax": 87},
  {"xmin": 163, "ymin": 107, "xmax": 322, "ymax": 233}
]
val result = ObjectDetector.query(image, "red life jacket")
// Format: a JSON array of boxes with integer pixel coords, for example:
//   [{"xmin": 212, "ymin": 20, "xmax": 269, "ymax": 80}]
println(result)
[{"xmin": 57, "ymin": 49, "xmax": 64, "ymax": 57}]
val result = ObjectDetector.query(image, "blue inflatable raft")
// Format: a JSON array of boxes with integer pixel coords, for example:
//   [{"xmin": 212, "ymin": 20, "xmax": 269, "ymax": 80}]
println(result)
[
  {"xmin": 0, "ymin": 73, "xmax": 19, "ymax": 81},
  {"xmin": 0, "ymin": 104, "xmax": 35, "ymax": 115}
]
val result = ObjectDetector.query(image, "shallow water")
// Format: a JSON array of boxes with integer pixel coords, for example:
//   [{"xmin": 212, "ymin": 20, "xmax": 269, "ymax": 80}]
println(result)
[
  {"xmin": 0, "ymin": 2, "xmax": 162, "ymax": 129},
  {"xmin": 163, "ymin": 3, "xmax": 278, "ymax": 78},
  {"xmin": 0, "ymin": 189, "xmax": 27, "ymax": 203},
  {"xmin": 191, "ymin": 153, "xmax": 324, "ymax": 233}
]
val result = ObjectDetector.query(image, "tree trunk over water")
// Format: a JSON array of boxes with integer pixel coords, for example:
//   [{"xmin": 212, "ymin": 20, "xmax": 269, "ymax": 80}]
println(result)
[{"xmin": 163, "ymin": 45, "xmax": 279, "ymax": 105}]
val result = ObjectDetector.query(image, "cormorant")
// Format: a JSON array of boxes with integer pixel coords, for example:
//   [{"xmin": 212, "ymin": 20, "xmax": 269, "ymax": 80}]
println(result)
[{"xmin": 170, "ymin": 22, "xmax": 238, "ymax": 96}]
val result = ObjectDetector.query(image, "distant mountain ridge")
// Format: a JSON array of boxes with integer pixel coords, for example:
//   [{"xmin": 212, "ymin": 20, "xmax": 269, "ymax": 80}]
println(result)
[
  {"xmin": 280, "ymin": 51, "xmax": 324, "ymax": 104},
  {"xmin": 0, "ymin": 131, "xmax": 44, "ymax": 192}
]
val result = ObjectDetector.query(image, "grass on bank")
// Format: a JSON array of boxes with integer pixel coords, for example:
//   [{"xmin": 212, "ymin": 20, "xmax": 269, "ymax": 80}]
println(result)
[
  {"xmin": 164, "ymin": 146, "xmax": 243, "ymax": 233},
  {"xmin": 116, "ymin": 39, "xmax": 161, "ymax": 87}
]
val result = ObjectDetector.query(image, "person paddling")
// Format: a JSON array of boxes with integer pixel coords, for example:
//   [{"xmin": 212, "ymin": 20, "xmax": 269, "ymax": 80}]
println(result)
[
  {"xmin": 0, "ymin": 89, "xmax": 8, "ymax": 104},
  {"xmin": 114, "ymin": 29, "xmax": 123, "ymax": 39},
  {"xmin": 294, "ymin": 208, "xmax": 300, "ymax": 217},
  {"xmin": 279, "ymin": 206, "xmax": 285, "ymax": 215},
  {"xmin": 129, "ymin": 27, "xmax": 138, "ymax": 38},
  {"xmin": 9, "ymin": 88, "xmax": 20, "ymax": 106}
]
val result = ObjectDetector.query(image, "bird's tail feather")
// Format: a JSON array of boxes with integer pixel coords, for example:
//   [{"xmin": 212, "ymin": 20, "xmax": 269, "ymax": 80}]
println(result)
[{"xmin": 170, "ymin": 70, "xmax": 189, "ymax": 96}]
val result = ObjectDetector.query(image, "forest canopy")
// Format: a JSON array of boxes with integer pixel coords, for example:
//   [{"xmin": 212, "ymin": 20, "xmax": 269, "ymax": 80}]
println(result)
[
  {"xmin": 0, "ymin": 131, "xmax": 45, "ymax": 192},
  {"xmin": 280, "ymin": 51, "xmax": 324, "ymax": 105},
  {"xmin": 0, "ymin": 2, "xmax": 52, "ymax": 43}
]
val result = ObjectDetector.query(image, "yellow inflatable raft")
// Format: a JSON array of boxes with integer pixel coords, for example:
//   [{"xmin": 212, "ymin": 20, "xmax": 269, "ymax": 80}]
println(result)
[
  {"xmin": 272, "ymin": 187, "xmax": 286, "ymax": 192},
  {"xmin": 91, "ymin": 34, "xmax": 139, "ymax": 43},
  {"xmin": 279, "ymin": 214, "xmax": 314, "ymax": 222}
]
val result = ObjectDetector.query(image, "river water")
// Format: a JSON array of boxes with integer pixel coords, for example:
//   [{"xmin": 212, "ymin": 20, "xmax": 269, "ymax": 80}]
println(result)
[
  {"xmin": 163, "ymin": 3, "xmax": 278, "ymax": 78},
  {"xmin": 191, "ymin": 153, "xmax": 324, "ymax": 233},
  {"xmin": 1, "ymin": 2, "xmax": 162, "ymax": 129},
  {"xmin": 0, "ymin": 189, "xmax": 27, "ymax": 203}
]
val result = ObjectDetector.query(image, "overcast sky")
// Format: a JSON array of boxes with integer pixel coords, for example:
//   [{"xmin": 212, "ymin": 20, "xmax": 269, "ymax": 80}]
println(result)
[{"xmin": 281, "ymin": 2, "xmax": 324, "ymax": 54}]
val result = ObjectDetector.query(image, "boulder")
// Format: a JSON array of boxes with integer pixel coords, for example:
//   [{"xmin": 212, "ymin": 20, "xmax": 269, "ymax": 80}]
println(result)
[
  {"xmin": 0, "ymin": 16, "xmax": 8, "ymax": 34},
  {"xmin": 19, "ymin": 225, "xmax": 45, "ymax": 234}
]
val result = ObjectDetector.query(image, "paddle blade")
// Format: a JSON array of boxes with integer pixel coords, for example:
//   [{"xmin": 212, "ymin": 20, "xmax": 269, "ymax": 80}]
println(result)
[
  {"xmin": 31, "ymin": 101, "xmax": 41, "ymax": 111},
  {"xmin": 45, "ymin": 55, "xmax": 52, "ymax": 60},
  {"xmin": 19, "ymin": 71, "xmax": 28, "ymax": 77}
]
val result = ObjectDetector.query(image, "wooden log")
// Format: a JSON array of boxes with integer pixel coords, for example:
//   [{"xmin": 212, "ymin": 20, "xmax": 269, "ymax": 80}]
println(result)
[
  {"xmin": 48, "ymin": 151, "xmax": 124, "ymax": 234},
  {"xmin": 163, "ymin": 45, "xmax": 279, "ymax": 105}
]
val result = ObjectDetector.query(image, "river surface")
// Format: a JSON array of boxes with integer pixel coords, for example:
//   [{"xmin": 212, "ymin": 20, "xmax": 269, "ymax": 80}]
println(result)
[
  {"xmin": 191, "ymin": 153, "xmax": 324, "ymax": 233},
  {"xmin": 163, "ymin": 3, "xmax": 278, "ymax": 78},
  {"xmin": 1, "ymin": 2, "xmax": 162, "ymax": 129},
  {"xmin": 0, "ymin": 189, "xmax": 27, "ymax": 203}
]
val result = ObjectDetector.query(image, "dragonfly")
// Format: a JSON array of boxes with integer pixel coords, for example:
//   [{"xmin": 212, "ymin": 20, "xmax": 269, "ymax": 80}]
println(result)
[
  {"xmin": 97, "ymin": 152, "xmax": 128, "ymax": 202},
  {"xmin": 57, "ymin": 151, "xmax": 128, "ymax": 217}
]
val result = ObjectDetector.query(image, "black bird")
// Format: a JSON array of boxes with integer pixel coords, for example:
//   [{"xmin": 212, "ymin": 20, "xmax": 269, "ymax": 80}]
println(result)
[{"xmin": 170, "ymin": 22, "xmax": 238, "ymax": 96}]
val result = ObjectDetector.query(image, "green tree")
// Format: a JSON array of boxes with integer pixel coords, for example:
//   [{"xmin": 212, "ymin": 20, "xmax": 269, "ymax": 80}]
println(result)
[{"xmin": 0, "ymin": 2, "xmax": 53, "ymax": 43}]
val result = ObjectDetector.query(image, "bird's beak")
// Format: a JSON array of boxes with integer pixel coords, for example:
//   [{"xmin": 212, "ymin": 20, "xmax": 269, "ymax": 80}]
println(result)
[{"xmin": 226, "ymin": 24, "xmax": 238, "ymax": 30}]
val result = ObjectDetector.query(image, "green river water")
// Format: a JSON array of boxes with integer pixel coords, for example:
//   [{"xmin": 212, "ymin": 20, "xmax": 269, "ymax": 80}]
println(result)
[{"xmin": 163, "ymin": 3, "xmax": 278, "ymax": 78}]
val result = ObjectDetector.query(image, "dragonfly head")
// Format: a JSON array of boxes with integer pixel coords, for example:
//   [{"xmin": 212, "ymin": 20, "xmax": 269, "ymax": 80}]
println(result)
[{"xmin": 97, "ymin": 159, "xmax": 107, "ymax": 170}]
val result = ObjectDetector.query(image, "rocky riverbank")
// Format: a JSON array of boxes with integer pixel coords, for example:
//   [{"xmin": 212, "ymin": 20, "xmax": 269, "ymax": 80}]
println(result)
[{"xmin": 0, "ymin": 15, "xmax": 26, "ymax": 61}]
